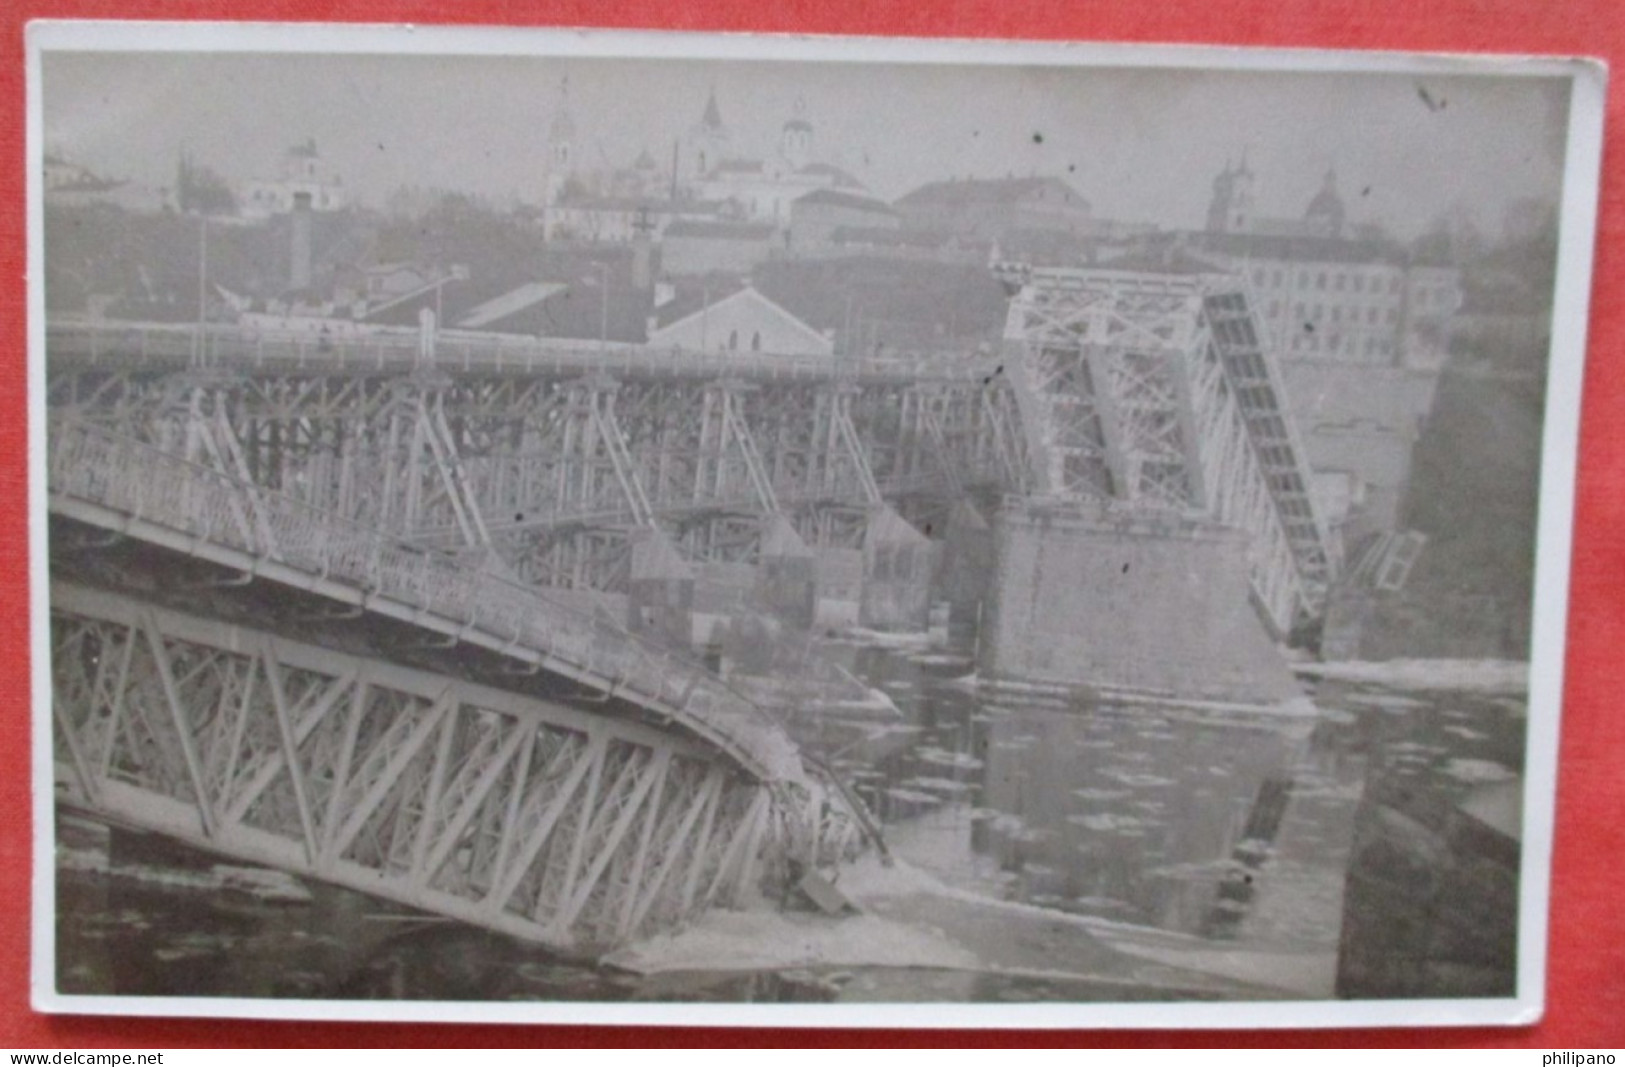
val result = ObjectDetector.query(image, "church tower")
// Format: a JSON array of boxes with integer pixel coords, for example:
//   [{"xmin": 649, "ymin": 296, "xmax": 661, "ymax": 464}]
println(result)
[
  {"xmin": 1206, "ymin": 154, "xmax": 1256, "ymax": 234},
  {"xmin": 543, "ymin": 76, "xmax": 576, "ymax": 206},
  {"xmin": 1305, "ymin": 167, "xmax": 1347, "ymax": 238},
  {"xmin": 683, "ymin": 87, "xmax": 731, "ymax": 184},
  {"xmin": 1227, "ymin": 153, "xmax": 1256, "ymax": 233},
  {"xmin": 1206, "ymin": 162, "xmax": 1235, "ymax": 233},
  {"xmin": 781, "ymin": 97, "xmax": 814, "ymax": 171}
]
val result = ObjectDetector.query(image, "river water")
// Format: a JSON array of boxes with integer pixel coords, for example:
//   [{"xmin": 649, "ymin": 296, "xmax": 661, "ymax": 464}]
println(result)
[{"xmin": 54, "ymin": 641, "xmax": 1527, "ymax": 1003}]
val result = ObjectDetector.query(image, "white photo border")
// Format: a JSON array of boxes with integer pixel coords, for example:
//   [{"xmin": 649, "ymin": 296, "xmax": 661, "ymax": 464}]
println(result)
[{"xmin": 24, "ymin": 19, "xmax": 1607, "ymax": 1029}]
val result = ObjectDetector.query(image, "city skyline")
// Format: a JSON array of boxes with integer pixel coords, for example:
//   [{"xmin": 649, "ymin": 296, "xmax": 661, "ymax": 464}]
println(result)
[{"xmin": 43, "ymin": 50, "xmax": 1570, "ymax": 238}]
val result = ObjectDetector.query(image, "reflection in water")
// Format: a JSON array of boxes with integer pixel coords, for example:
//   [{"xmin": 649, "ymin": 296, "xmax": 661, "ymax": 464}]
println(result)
[{"xmin": 56, "ymin": 642, "xmax": 1524, "ymax": 1002}]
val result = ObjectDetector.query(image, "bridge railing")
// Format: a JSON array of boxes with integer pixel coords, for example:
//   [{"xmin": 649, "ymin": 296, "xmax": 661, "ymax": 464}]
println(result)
[
  {"xmin": 48, "ymin": 417, "xmax": 805, "ymax": 783},
  {"xmin": 48, "ymin": 322, "xmax": 993, "ymax": 387}
]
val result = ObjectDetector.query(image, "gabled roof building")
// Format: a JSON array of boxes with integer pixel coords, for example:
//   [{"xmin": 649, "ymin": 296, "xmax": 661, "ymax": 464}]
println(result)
[{"xmin": 893, "ymin": 176, "xmax": 1093, "ymax": 241}]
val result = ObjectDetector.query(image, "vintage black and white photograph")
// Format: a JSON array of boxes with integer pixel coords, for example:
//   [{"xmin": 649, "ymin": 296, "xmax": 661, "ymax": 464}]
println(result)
[{"xmin": 28, "ymin": 24, "xmax": 1602, "ymax": 1026}]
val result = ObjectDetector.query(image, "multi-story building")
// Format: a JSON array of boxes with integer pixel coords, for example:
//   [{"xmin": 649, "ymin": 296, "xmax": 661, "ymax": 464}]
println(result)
[
  {"xmin": 1197, "ymin": 159, "xmax": 1459, "ymax": 370},
  {"xmin": 686, "ymin": 97, "xmax": 869, "ymax": 226},
  {"xmin": 787, "ymin": 188, "xmax": 899, "ymax": 251},
  {"xmin": 241, "ymin": 138, "xmax": 347, "ymax": 219},
  {"xmin": 545, "ymin": 196, "xmax": 723, "ymax": 244},
  {"xmin": 542, "ymin": 91, "xmax": 866, "ymax": 240},
  {"xmin": 1183, "ymin": 232, "xmax": 1460, "ymax": 371},
  {"xmin": 893, "ymin": 176, "xmax": 1093, "ymax": 243},
  {"xmin": 42, "ymin": 151, "xmax": 167, "ymax": 212},
  {"xmin": 1122, "ymin": 161, "xmax": 1465, "ymax": 545}
]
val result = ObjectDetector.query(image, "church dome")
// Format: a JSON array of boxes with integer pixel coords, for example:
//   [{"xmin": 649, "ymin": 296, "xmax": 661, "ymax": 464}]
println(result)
[
  {"xmin": 1307, "ymin": 184, "xmax": 1343, "ymax": 218},
  {"xmin": 1305, "ymin": 168, "xmax": 1346, "ymax": 235}
]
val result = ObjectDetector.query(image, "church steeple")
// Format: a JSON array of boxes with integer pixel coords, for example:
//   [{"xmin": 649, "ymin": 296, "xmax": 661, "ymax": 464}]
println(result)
[
  {"xmin": 548, "ymin": 76, "xmax": 574, "ymax": 169},
  {"xmin": 544, "ymin": 75, "xmax": 575, "ymax": 206},
  {"xmin": 781, "ymin": 97, "xmax": 813, "ymax": 171},
  {"xmin": 1305, "ymin": 166, "xmax": 1347, "ymax": 238},
  {"xmin": 701, "ymin": 87, "xmax": 724, "ymax": 131},
  {"xmin": 684, "ymin": 86, "xmax": 732, "ymax": 182},
  {"xmin": 1206, "ymin": 153, "xmax": 1255, "ymax": 234}
]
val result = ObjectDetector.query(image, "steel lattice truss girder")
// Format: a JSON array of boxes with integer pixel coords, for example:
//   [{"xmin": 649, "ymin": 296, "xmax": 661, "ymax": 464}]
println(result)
[
  {"xmin": 50, "ymin": 582, "xmax": 777, "ymax": 951},
  {"xmin": 47, "ymin": 417, "xmax": 808, "ymax": 782},
  {"xmin": 1003, "ymin": 269, "xmax": 1339, "ymax": 628},
  {"xmin": 46, "ymin": 364, "xmax": 1024, "ymax": 565}
]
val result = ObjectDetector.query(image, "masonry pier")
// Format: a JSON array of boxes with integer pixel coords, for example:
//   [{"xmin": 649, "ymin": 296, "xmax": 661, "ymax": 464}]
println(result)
[{"xmin": 980, "ymin": 501, "xmax": 1302, "ymax": 706}]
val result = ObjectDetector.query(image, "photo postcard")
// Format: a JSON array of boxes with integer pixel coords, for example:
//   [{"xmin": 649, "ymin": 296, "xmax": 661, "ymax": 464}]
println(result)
[{"xmin": 26, "ymin": 22, "xmax": 1605, "ymax": 1029}]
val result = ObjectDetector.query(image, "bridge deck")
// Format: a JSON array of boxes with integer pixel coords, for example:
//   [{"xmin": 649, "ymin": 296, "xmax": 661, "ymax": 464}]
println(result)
[
  {"xmin": 1203, "ymin": 289, "xmax": 1338, "ymax": 602},
  {"xmin": 48, "ymin": 322, "xmax": 994, "ymax": 387},
  {"xmin": 48, "ymin": 417, "xmax": 804, "ymax": 784},
  {"xmin": 51, "ymin": 581, "xmax": 784, "ymax": 951}
]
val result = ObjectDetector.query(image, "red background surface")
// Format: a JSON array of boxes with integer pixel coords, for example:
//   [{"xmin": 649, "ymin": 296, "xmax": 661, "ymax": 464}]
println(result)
[{"xmin": 3, "ymin": 0, "xmax": 1623, "ymax": 1049}]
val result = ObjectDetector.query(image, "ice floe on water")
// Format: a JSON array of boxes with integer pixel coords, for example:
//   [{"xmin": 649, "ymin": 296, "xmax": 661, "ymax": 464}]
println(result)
[
  {"xmin": 1146, "ymin": 858, "xmax": 1247, "ymax": 883},
  {"xmin": 904, "ymin": 776, "xmax": 974, "ymax": 794},
  {"xmin": 915, "ymin": 747, "xmax": 983, "ymax": 770},
  {"xmin": 56, "ymin": 840, "xmax": 314, "ymax": 903},
  {"xmin": 907, "ymin": 652, "xmax": 975, "ymax": 668},
  {"xmin": 605, "ymin": 905, "xmax": 980, "ymax": 976},
  {"xmin": 1071, "ymin": 787, "xmax": 1132, "ymax": 802},
  {"xmin": 862, "ymin": 723, "xmax": 924, "ymax": 741},
  {"xmin": 213, "ymin": 865, "xmax": 317, "ymax": 903},
  {"xmin": 1066, "ymin": 812, "xmax": 1152, "ymax": 834},
  {"xmin": 603, "ymin": 859, "xmax": 976, "ymax": 976},
  {"xmin": 833, "ymin": 626, "xmax": 936, "ymax": 651},
  {"xmin": 1442, "ymin": 757, "xmax": 1519, "ymax": 784},
  {"xmin": 1100, "ymin": 769, "xmax": 1177, "ymax": 789},
  {"xmin": 884, "ymin": 787, "xmax": 942, "ymax": 806},
  {"xmin": 1336, "ymin": 691, "xmax": 1431, "ymax": 713},
  {"xmin": 1295, "ymin": 658, "xmax": 1528, "ymax": 693}
]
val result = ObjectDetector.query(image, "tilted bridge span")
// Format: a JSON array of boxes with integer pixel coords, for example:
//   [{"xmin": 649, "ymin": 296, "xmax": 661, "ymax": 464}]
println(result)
[{"xmin": 45, "ymin": 265, "xmax": 1338, "ymax": 951}]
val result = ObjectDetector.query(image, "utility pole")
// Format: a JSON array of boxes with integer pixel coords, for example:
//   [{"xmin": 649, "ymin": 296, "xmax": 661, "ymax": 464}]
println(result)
[
  {"xmin": 595, "ymin": 262, "xmax": 610, "ymax": 351},
  {"xmin": 194, "ymin": 212, "xmax": 208, "ymax": 366},
  {"xmin": 700, "ymin": 278, "xmax": 710, "ymax": 350}
]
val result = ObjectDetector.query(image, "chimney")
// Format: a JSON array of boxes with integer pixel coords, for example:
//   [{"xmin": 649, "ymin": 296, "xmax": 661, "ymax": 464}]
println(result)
[
  {"xmin": 632, "ymin": 239, "xmax": 652, "ymax": 292},
  {"xmin": 290, "ymin": 192, "xmax": 313, "ymax": 292},
  {"xmin": 631, "ymin": 206, "xmax": 654, "ymax": 292}
]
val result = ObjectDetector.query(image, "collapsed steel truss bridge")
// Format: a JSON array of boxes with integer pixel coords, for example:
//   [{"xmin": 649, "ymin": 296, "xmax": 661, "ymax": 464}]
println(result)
[{"xmin": 45, "ymin": 264, "xmax": 1337, "ymax": 951}]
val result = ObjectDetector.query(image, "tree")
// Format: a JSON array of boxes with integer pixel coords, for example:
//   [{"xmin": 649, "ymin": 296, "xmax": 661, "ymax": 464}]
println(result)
[{"xmin": 176, "ymin": 150, "xmax": 237, "ymax": 216}]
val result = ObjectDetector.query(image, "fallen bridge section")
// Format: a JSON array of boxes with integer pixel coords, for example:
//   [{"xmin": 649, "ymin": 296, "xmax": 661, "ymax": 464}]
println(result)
[
  {"xmin": 47, "ymin": 417, "xmax": 802, "ymax": 783},
  {"xmin": 47, "ymin": 416, "xmax": 878, "ymax": 948},
  {"xmin": 47, "ymin": 321, "xmax": 993, "ymax": 388},
  {"xmin": 51, "ymin": 582, "xmax": 779, "ymax": 952}
]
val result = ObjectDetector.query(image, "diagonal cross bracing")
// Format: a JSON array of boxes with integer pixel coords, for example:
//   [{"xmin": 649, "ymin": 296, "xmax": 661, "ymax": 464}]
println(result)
[
  {"xmin": 1003, "ymin": 268, "xmax": 1340, "ymax": 631},
  {"xmin": 48, "ymin": 581, "xmax": 770, "ymax": 952},
  {"xmin": 47, "ymin": 417, "xmax": 803, "ymax": 783}
]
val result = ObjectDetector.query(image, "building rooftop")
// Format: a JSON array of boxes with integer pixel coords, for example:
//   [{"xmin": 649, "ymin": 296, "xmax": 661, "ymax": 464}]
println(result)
[
  {"xmin": 828, "ymin": 225, "xmax": 974, "ymax": 250},
  {"xmin": 796, "ymin": 162, "xmax": 865, "ymax": 189},
  {"xmin": 361, "ymin": 244, "xmax": 661, "ymax": 343},
  {"xmin": 711, "ymin": 158, "xmax": 766, "ymax": 177},
  {"xmin": 700, "ymin": 90, "xmax": 725, "ymax": 131},
  {"xmin": 554, "ymin": 193, "xmax": 719, "ymax": 215},
  {"xmin": 1096, "ymin": 246, "xmax": 1229, "ymax": 276},
  {"xmin": 752, "ymin": 257, "xmax": 1009, "ymax": 350},
  {"xmin": 665, "ymin": 219, "xmax": 777, "ymax": 240},
  {"xmin": 1151, "ymin": 230, "xmax": 1415, "ymax": 267},
  {"xmin": 794, "ymin": 188, "xmax": 897, "ymax": 215},
  {"xmin": 896, "ymin": 175, "xmax": 1089, "ymax": 209},
  {"xmin": 649, "ymin": 275, "xmax": 751, "ymax": 329}
]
